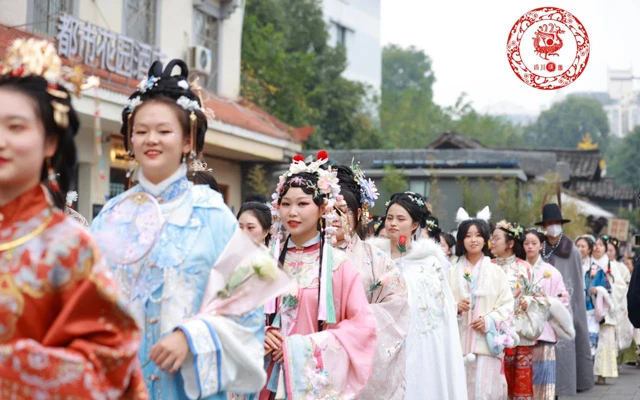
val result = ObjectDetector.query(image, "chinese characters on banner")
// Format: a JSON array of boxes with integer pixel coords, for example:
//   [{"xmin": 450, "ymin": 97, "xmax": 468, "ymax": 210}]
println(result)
[
  {"xmin": 607, "ymin": 218, "xmax": 629, "ymax": 241},
  {"xmin": 56, "ymin": 14, "xmax": 163, "ymax": 80}
]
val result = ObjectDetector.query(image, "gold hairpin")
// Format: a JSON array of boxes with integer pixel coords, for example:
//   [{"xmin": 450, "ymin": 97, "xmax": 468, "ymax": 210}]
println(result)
[{"xmin": 51, "ymin": 101, "xmax": 70, "ymax": 128}]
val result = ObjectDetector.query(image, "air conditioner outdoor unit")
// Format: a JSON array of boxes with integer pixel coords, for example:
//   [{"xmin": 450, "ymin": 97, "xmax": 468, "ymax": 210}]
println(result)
[{"xmin": 188, "ymin": 45, "xmax": 213, "ymax": 75}]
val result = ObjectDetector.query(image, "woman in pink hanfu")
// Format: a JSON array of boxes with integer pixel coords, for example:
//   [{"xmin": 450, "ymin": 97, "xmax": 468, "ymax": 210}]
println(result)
[
  {"xmin": 259, "ymin": 151, "xmax": 376, "ymax": 400},
  {"xmin": 524, "ymin": 229, "xmax": 573, "ymax": 400}
]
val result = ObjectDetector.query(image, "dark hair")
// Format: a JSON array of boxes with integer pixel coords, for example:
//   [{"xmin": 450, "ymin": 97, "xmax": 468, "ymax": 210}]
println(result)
[
  {"xmin": 237, "ymin": 201, "xmax": 272, "ymax": 245},
  {"xmin": 374, "ymin": 218, "xmax": 386, "ymax": 236},
  {"xmin": 455, "ymin": 219, "xmax": 491, "ymax": 257},
  {"xmin": 385, "ymin": 191, "xmax": 430, "ymax": 236},
  {"xmin": 596, "ymin": 234, "xmax": 620, "ymax": 260},
  {"xmin": 244, "ymin": 193, "xmax": 268, "ymax": 203},
  {"xmin": 496, "ymin": 221, "xmax": 526, "ymax": 260},
  {"xmin": 575, "ymin": 235, "xmax": 594, "ymax": 256},
  {"xmin": 121, "ymin": 60, "xmax": 207, "ymax": 154},
  {"xmin": 524, "ymin": 228, "xmax": 546, "ymax": 244},
  {"xmin": 335, "ymin": 165, "xmax": 364, "ymax": 238},
  {"xmin": 188, "ymin": 170, "xmax": 219, "ymax": 192},
  {"xmin": 440, "ymin": 232, "xmax": 456, "ymax": 252},
  {"xmin": 0, "ymin": 76, "xmax": 79, "ymax": 194}
]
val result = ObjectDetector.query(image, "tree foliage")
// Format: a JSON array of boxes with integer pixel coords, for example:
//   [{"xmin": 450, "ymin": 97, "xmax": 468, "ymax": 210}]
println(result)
[
  {"xmin": 607, "ymin": 125, "xmax": 640, "ymax": 190},
  {"xmin": 524, "ymin": 95, "xmax": 610, "ymax": 150},
  {"xmin": 380, "ymin": 46, "xmax": 524, "ymax": 149},
  {"xmin": 241, "ymin": 0, "xmax": 380, "ymax": 149}
]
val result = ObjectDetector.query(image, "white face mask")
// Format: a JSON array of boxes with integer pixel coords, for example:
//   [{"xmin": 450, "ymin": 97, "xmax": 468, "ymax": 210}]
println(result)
[{"xmin": 546, "ymin": 224, "xmax": 563, "ymax": 237}]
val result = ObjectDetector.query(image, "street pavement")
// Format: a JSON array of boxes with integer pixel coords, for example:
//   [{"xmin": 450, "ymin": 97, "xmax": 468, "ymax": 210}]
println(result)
[{"xmin": 559, "ymin": 364, "xmax": 640, "ymax": 399}]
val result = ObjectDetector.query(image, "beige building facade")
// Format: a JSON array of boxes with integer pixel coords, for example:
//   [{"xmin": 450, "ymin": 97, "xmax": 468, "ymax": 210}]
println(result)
[{"xmin": 0, "ymin": 0, "xmax": 302, "ymax": 220}]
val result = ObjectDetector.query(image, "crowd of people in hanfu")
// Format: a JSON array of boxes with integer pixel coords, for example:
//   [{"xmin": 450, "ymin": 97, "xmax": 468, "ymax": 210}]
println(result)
[{"xmin": 3, "ymin": 38, "xmax": 640, "ymax": 400}]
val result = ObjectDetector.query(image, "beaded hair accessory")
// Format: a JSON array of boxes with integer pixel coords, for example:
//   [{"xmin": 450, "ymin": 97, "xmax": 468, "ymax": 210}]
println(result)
[
  {"xmin": 384, "ymin": 191, "xmax": 425, "ymax": 208},
  {"xmin": 0, "ymin": 39, "xmax": 99, "ymax": 129},
  {"xmin": 189, "ymin": 158, "xmax": 213, "ymax": 173},
  {"xmin": 351, "ymin": 159, "xmax": 378, "ymax": 222}
]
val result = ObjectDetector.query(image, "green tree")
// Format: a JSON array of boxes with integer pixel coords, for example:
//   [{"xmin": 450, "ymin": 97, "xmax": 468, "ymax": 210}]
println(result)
[
  {"xmin": 380, "ymin": 165, "xmax": 407, "ymax": 197},
  {"xmin": 241, "ymin": 0, "xmax": 377, "ymax": 149},
  {"xmin": 524, "ymin": 95, "xmax": 610, "ymax": 150},
  {"xmin": 607, "ymin": 125, "xmax": 640, "ymax": 190},
  {"xmin": 380, "ymin": 45, "xmax": 448, "ymax": 148},
  {"xmin": 246, "ymin": 164, "xmax": 270, "ymax": 197}
]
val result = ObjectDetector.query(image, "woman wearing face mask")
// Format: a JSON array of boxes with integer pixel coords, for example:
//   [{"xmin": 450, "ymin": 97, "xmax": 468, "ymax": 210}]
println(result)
[
  {"xmin": 536, "ymin": 203, "xmax": 593, "ymax": 395},
  {"xmin": 523, "ymin": 229, "xmax": 572, "ymax": 400},
  {"xmin": 448, "ymin": 208, "xmax": 515, "ymax": 400},
  {"xmin": 0, "ymin": 39, "xmax": 146, "ymax": 398},
  {"xmin": 490, "ymin": 220, "xmax": 549, "ymax": 400},
  {"xmin": 260, "ymin": 152, "xmax": 376, "ymax": 399},
  {"xmin": 91, "ymin": 60, "xmax": 268, "ymax": 399},
  {"xmin": 329, "ymin": 165, "xmax": 409, "ymax": 400},
  {"xmin": 369, "ymin": 192, "xmax": 467, "ymax": 400},
  {"xmin": 586, "ymin": 235, "xmax": 619, "ymax": 384},
  {"xmin": 238, "ymin": 201, "xmax": 272, "ymax": 246}
]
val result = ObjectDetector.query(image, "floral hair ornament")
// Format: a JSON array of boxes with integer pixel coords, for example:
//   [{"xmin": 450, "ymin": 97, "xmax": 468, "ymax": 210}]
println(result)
[
  {"xmin": 496, "ymin": 220, "xmax": 524, "ymax": 240},
  {"xmin": 455, "ymin": 206, "xmax": 491, "ymax": 224},
  {"xmin": 351, "ymin": 158, "xmax": 379, "ymax": 222},
  {"xmin": 270, "ymin": 150, "xmax": 342, "ymax": 324},
  {"xmin": 0, "ymin": 38, "xmax": 99, "ymax": 129}
]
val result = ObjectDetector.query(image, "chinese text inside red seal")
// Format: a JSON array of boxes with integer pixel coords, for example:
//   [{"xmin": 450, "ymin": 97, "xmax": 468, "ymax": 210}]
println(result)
[{"xmin": 507, "ymin": 7, "xmax": 590, "ymax": 90}]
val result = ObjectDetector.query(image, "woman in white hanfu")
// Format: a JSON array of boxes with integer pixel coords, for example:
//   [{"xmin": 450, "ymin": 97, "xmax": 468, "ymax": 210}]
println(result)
[
  {"xmin": 448, "ymin": 207, "xmax": 515, "ymax": 400},
  {"xmin": 370, "ymin": 192, "xmax": 467, "ymax": 400}
]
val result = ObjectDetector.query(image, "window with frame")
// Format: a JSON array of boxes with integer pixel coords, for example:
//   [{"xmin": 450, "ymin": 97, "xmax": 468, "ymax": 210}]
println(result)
[
  {"xmin": 193, "ymin": 7, "xmax": 219, "ymax": 91},
  {"xmin": 124, "ymin": 0, "xmax": 158, "ymax": 45},
  {"xmin": 330, "ymin": 21, "xmax": 351, "ymax": 47},
  {"xmin": 408, "ymin": 179, "xmax": 431, "ymax": 199},
  {"xmin": 31, "ymin": 0, "xmax": 75, "ymax": 37}
]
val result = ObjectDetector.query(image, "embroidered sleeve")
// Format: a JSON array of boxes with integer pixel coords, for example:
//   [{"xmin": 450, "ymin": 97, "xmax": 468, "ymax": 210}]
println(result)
[
  {"xmin": 178, "ymin": 308, "xmax": 266, "ymax": 399},
  {"xmin": 281, "ymin": 259, "xmax": 377, "ymax": 399},
  {"xmin": 0, "ymin": 236, "xmax": 147, "ymax": 399}
]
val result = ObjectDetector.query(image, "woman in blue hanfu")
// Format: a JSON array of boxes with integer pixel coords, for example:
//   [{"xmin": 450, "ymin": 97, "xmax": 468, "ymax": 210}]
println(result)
[{"xmin": 91, "ymin": 59, "xmax": 288, "ymax": 399}]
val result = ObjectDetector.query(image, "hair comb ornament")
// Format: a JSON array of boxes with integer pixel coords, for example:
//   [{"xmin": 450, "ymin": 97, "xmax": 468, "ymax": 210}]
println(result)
[
  {"xmin": 1, "ymin": 39, "xmax": 99, "ymax": 130},
  {"xmin": 189, "ymin": 158, "xmax": 213, "ymax": 173},
  {"xmin": 455, "ymin": 206, "xmax": 491, "ymax": 224}
]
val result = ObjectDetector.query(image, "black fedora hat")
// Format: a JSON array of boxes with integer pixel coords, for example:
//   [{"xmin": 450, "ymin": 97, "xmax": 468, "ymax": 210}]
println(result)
[{"xmin": 535, "ymin": 203, "xmax": 571, "ymax": 226}]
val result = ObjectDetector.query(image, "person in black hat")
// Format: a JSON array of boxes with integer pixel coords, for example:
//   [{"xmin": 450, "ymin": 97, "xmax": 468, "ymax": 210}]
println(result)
[{"xmin": 536, "ymin": 203, "xmax": 594, "ymax": 394}]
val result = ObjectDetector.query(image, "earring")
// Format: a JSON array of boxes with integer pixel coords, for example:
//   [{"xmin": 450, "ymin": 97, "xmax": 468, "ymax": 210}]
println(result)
[
  {"xmin": 46, "ymin": 158, "xmax": 59, "ymax": 191},
  {"xmin": 182, "ymin": 153, "xmax": 187, "ymax": 164}
]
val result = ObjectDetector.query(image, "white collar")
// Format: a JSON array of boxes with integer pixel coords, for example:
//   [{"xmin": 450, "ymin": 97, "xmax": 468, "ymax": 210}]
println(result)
[
  {"xmin": 287, "ymin": 233, "xmax": 321, "ymax": 249},
  {"xmin": 593, "ymin": 254, "xmax": 609, "ymax": 270},
  {"xmin": 138, "ymin": 163, "xmax": 187, "ymax": 197}
]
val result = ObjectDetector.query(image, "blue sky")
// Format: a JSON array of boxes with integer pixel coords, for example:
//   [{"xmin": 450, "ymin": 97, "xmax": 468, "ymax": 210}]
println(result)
[{"xmin": 381, "ymin": 0, "xmax": 640, "ymax": 115}]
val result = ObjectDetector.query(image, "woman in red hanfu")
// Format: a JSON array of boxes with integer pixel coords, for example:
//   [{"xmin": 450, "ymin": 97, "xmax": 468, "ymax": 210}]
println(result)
[{"xmin": 0, "ymin": 38, "xmax": 147, "ymax": 398}]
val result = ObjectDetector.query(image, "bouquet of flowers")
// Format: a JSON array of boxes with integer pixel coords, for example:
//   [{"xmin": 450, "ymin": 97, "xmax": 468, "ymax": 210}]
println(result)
[{"xmin": 199, "ymin": 230, "xmax": 291, "ymax": 316}]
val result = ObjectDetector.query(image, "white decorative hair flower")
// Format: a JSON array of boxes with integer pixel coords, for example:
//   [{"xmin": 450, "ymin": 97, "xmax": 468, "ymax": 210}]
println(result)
[
  {"xmin": 177, "ymin": 80, "xmax": 189, "ymax": 90},
  {"xmin": 125, "ymin": 96, "xmax": 142, "ymax": 112},
  {"xmin": 176, "ymin": 95, "xmax": 201, "ymax": 111}
]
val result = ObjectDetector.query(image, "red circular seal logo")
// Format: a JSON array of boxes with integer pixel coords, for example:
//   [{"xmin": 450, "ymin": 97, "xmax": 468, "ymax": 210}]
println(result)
[{"xmin": 507, "ymin": 7, "xmax": 590, "ymax": 90}]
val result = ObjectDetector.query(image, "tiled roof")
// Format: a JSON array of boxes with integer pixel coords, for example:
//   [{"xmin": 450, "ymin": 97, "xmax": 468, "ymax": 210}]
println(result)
[
  {"xmin": 313, "ymin": 149, "xmax": 559, "ymax": 178},
  {"xmin": 570, "ymin": 177, "xmax": 636, "ymax": 200},
  {"xmin": 426, "ymin": 132, "xmax": 486, "ymax": 149}
]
